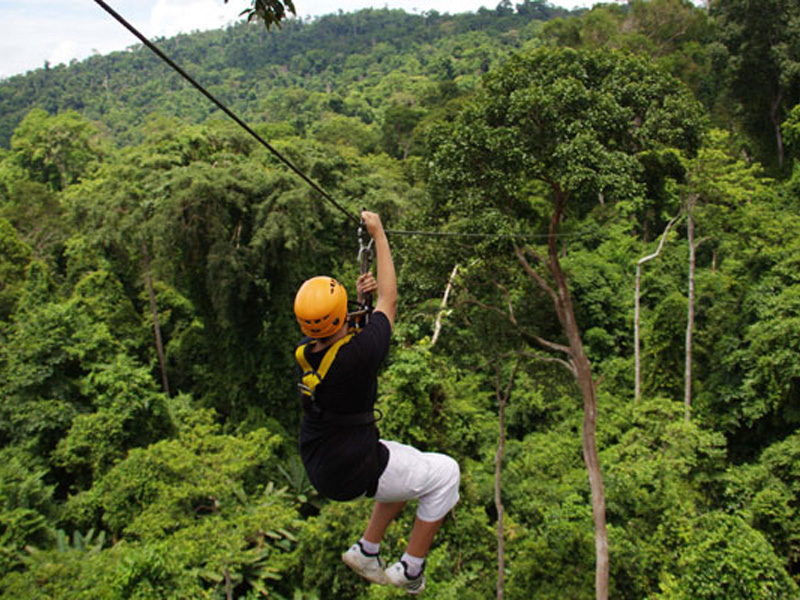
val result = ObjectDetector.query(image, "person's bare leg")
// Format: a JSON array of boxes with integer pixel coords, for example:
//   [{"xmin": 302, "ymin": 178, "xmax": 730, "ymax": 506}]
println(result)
[
  {"xmin": 363, "ymin": 500, "xmax": 406, "ymax": 543},
  {"xmin": 406, "ymin": 515, "xmax": 446, "ymax": 557}
]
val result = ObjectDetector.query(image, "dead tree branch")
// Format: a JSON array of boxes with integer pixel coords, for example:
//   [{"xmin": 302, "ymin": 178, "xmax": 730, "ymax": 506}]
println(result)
[
  {"xmin": 514, "ymin": 246, "xmax": 559, "ymax": 306},
  {"xmin": 431, "ymin": 263, "xmax": 460, "ymax": 347},
  {"xmin": 635, "ymin": 211, "xmax": 681, "ymax": 401}
]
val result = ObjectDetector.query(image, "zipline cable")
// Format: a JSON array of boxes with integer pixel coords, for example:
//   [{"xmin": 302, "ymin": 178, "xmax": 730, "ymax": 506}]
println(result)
[
  {"xmin": 93, "ymin": 0, "xmax": 361, "ymax": 227},
  {"xmin": 386, "ymin": 229, "xmax": 581, "ymax": 240}
]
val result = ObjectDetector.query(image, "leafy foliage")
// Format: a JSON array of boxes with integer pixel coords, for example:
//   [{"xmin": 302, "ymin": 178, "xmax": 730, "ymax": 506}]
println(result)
[
  {"xmin": 656, "ymin": 512, "xmax": 799, "ymax": 599},
  {"xmin": 231, "ymin": 0, "xmax": 298, "ymax": 29},
  {"xmin": 1, "ymin": 3, "xmax": 800, "ymax": 598}
]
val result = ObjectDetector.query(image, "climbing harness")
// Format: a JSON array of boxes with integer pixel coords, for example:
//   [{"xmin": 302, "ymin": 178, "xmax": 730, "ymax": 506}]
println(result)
[
  {"xmin": 294, "ymin": 332, "xmax": 376, "ymax": 426},
  {"xmin": 295, "ymin": 332, "xmax": 354, "ymax": 404}
]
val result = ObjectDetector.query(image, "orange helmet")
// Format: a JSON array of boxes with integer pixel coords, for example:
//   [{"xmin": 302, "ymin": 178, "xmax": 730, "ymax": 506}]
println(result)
[{"xmin": 294, "ymin": 276, "xmax": 348, "ymax": 338}]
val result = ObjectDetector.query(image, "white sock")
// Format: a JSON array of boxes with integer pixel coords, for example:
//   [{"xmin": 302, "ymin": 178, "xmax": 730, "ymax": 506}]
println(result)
[
  {"xmin": 359, "ymin": 538, "xmax": 380, "ymax": 556},
  {"xmin": 401, "ymin": 552, "xmax": 425, "ymax": 578}
]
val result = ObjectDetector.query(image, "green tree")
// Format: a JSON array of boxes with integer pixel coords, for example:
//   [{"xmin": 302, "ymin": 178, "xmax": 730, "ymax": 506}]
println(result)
[
  {"xmin": 381, "ymin": 102, "xmax": 426, "ymax": 160},
  {"xmin": 308, "ymin": 113, "xmax": 380, "ymax": 155},
  {"xmin": 601, "ymin": 397, "xmax": 725, "ymax": 598},
  {"xmin": 0, "ymin": 179, "xmax": 67, "ymax": 263},
  {"xmin": 10, "ymin": 109, "xmax": 106, "ymax": 191},
  {"xmin": 542, "ymin": 1, "xmax": 724, "ymax": 126},
  {"xmin": 712, "ymin": 0, "xmax": 800, "ymax": 169},
  {"xmin": 681, "ymin": 132, "xmax": 799, "ymax": 446},
  {"xmin": 53, "ymin": 353, "xmax": 173, "ymax": 489},
  {"xmin": 680, "ymin": 128, "xmax": 770, "ymax": 418},
  {"xmin": 0, "ymin": 218, "xmax": 32, "ymax": 319},
  {"xmin": 724, "ymin": 431, "xmax": 800, "ymax": 578},
  {"xmin": 426, "ymin": 46, "xmax": 705, "ymax": 599},
  {"xmin": 5, "ymin": 410, "xmax": 301, "ymax": 599},
  {"xmin": 0, "ymin": 257, "xmax": 173, "ymax": 497},
  {"xmin": 0, "ymin": 446, "xmax": 55, "ymax": 578},
  {"xmin": 656, "ymin": 512, "xmax": 798, "ymax": 599}
]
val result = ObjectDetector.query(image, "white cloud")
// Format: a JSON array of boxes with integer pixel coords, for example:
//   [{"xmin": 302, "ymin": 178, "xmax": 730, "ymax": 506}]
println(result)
[
  {"xmin": 49, "ymin": 40, "xmax": 82, "ymax": 68},
  {"xmin": 0, "ymin": 1, "xmax": 253, "ymax": 79},
  {"xmin": 149, "ymin": 0, "xmax": 251, "ymax": 37},
  {"xmin": 0, "ymin": 3, "xmax": 143, "ymax": 78}
]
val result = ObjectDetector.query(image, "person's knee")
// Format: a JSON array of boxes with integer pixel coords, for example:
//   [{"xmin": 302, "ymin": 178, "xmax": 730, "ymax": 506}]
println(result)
[
  {"xmin": 444, "ymin": 455, "xmax": 460, "ymax": 488},
  {"xmin": 438, "ymin": 454, "xmax": 460, "ymax": 507},
  {"xmin": 415, "ymin": 454, "xmax": 461, "ymax": 522}
]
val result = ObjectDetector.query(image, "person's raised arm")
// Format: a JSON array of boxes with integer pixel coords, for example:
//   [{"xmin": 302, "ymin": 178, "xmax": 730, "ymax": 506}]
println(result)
[{"xmin": 361, "ymin": 210, "xmax": 397, "ymax": 328}]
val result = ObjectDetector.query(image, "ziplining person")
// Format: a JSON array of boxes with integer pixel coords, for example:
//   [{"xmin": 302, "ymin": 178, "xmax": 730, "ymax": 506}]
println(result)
[{"xmin": 293, "ymin": 210, "xmax": 460, "ymax": 594}]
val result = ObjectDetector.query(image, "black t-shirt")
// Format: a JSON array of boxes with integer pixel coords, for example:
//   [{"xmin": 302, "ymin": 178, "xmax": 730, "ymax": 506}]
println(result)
[{"xmin": 298, "ymin": 311, "xmax": 392, "ymax": 501}]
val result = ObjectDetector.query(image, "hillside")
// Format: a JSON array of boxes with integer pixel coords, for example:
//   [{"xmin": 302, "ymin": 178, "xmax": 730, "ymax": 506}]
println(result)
[{"xmin": 0, "ymin": 2, "xmax": 571, "ymax": 148}]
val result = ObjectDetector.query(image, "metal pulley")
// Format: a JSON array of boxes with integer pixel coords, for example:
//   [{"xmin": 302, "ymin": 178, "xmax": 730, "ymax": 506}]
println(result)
[{"xmin": 350, "ymin": 219, "xmax": 375, "ymax": 328}]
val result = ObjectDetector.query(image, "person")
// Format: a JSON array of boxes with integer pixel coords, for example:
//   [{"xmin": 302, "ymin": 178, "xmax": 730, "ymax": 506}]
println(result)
[{"xmin": 292, "ymin": 210, "xmax": 460, "ymax": 594}]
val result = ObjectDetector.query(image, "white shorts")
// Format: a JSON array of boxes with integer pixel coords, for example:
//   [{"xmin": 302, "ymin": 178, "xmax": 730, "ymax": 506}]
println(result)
[{"xmin": 373, "ymin": 440, "xmax": 460, "ymax": 522}]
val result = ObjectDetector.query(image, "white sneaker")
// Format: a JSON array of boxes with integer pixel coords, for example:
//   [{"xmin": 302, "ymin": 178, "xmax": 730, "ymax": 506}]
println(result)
[
  {"xmin": 385, "ymin": 560, "xmax": 426, "ymax": 594},
  {"xmin": 341, "ymin": 542, "xmax": 389, "ymax": 585}
]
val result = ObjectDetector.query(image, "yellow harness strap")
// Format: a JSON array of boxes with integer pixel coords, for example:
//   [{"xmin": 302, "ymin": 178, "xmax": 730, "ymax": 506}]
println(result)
[{"xmin": 295, "ymin": 332, "xmax": 355, "ymax": 399}]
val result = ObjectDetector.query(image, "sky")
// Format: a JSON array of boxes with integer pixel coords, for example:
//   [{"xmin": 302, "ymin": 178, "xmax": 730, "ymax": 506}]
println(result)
[{"xmin": 0, "ymin": 0, "xmax": 600, "ymax": 81}]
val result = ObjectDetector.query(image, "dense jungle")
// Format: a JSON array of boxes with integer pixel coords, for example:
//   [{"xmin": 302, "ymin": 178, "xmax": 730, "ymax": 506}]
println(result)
[{"xmin": 2, "ymin": 0, "xmax": 800, "ymax": 598}]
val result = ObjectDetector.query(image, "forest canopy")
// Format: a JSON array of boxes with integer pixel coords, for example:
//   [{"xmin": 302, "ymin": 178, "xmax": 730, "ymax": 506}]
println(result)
[{"xmin": 2, "ymin": 1, "xmax": 800, "ymax": 598}]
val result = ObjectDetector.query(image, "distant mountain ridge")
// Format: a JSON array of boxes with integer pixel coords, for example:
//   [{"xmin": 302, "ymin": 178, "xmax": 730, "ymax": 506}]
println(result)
[{"xmin": 0, "ymin": 2, "xmax": 572, "ymax": 148}]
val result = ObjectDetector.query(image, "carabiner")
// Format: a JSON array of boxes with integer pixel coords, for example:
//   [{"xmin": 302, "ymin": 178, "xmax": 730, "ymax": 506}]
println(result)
[
  {"xmin": 358, "ymin": 219, "xmax": 374, "ymax": 276},
  {"xmin": 354, "ymin": 219, "xmax": 375, "ymax": 329}
]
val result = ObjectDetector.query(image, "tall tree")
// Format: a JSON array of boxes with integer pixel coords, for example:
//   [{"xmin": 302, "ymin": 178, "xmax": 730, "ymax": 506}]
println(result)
[
  {"xmin": 683, "ymin": 130, "xmax": 788, "ymax": 444},
  {"xmin": 0, "ymin": 218, "xmax": 32, "ymax": 320},
  {"xmin": 493, "ymin": 355, "xmax": 521, "ymax": 600},
  {"xmin": 426, "ymin": 47, "xmax": 704, "ymax": 599},
  {"xmin": 10, "ymin": 109, "xmax": 106, "ymax": 192},
  {"xmin": 713, "ymin": 0, "xmax": 800, "ymax": 169}
]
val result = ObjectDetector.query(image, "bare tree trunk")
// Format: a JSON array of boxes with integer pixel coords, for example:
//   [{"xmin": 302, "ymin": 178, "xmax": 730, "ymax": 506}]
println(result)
[
  {"xmin": 549, "ymin": 194, "xmax": 608, "ymax": 600},
  {"xmin": 576, "ymin": 349, "xmax": 608, "ymax": 600},
  {"xmin": 635, "ymin": 214, "xmax": 680, "ymax": 401},
  {"xmin": 771, "ymin": 87, "xmax": 785, "ymax": 169},
  {"xmin": 142, "ymin": 241, "xmax": 170, "ymax": 396},
  {"xmin": 224, "ymin": 567, "xmax": 233, "ymax": 600},
  {"xmin": 685, "ymin": 195, "xmax": 697, "ymax": 421},
  {"xmin": 431, "ymin": 264, "xmax": 459, "ymax": 347},
  {"xmin": 516, "ymin": 189, "xmax": 609, "ymax": 600},
  {"xmin": 494, "ymin": 358, "xmax": 521, "ymax": 600},
  {"xmin": 494, "ymin": 392, "xmax": 506, "ymax": 600},
  {"xmin": 634, "ymin": 267, "xmax": 643, "ymax": 401},
  {"xmin": 552, "ymin": 270, "xmax": 608, "ymax": 600},
  {"xmin": 494, "ymin": 417, "xmax": 505, "ymax": 600}
]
